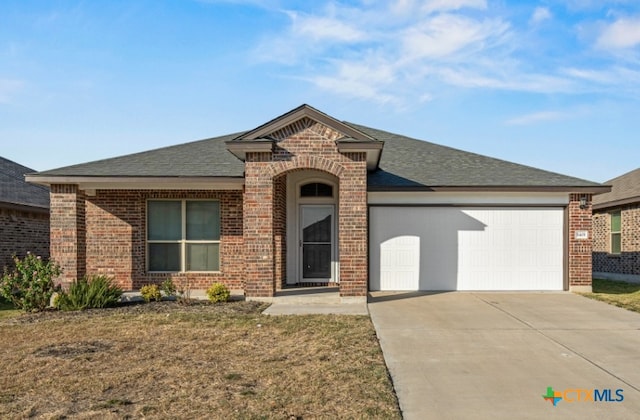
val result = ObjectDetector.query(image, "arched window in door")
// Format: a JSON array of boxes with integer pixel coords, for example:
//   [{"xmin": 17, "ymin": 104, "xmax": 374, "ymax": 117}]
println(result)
[{"xmin": 300, "ymin": 182, "xmax": 333, "ymax": 198}]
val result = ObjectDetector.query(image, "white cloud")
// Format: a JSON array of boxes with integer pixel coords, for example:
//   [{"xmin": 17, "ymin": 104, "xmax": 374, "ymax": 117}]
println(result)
[
  {"xmin": 287, "ymin": 11, "xmax": 367, "ymax": 43},
  {"xmin": 401, "ymin": 14, "xmax": 509, "ymax": 60},
  {"xmin": 596, "ymin": 17, "xmax": 640, "ymax": 49},
  {"xmin": 505, "ymin": 111, "xmax": 568, "ymax": 125},
  {"xmin": 420, "ymin": 0, "xmax": 487, "ymax": 14},
  {"xmin": 438, "ymin": 67, "xmax": 576, "ymax": 93},
  {"xmin": 306, "ymin": 58, "xmax": 400, "ymax": 104},
  {"xmin": 530, "ymin": 7, "xmax": 552, "ymax": 25},
  {"xmin": 0, "ymin": 79, "xmax": 24, "ymax": 104}
]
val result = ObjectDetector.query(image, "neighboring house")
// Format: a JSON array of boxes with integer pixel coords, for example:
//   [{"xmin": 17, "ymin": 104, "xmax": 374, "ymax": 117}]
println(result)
[
  {"xmin": 26, "ymin": 105, "xmax": 608, "ymax": 298},
  {"xmin": 592, "ymin": 168, "xmax": 640, "ymax": 283},
  {"xmin": 0, "ymin": 157, "xmax": 50, "ymax": 270}
]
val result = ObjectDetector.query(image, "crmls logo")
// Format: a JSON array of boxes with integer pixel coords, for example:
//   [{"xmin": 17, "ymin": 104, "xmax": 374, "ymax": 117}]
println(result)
[{"xmin": 543, "ymin": 387, "xmax": 624, "ymax": 406}]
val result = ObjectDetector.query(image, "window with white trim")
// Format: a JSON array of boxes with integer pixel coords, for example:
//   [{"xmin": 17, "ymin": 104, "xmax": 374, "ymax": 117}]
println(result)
[
  {"xmin": 610, "ymin": 211, "xmax": 621, "ymax": 255},
  {"xmin": 147, "ymin": 200, "xmax": 220, "ymax": 272}
]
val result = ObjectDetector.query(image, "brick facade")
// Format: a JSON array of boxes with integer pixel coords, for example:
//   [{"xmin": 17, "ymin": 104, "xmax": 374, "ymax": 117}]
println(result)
[
  {"xmin": 243, "ymin": 120, "xmax": 368, "ymax": 297},
  {"xmin": 593, "ymin": 204, "xmax": 640, "ymax": 278},
  {"xmin": 568, "ymin": 193, "xmax": 594, "ymax": 290},
  {"xmin": 0, "ymin": 207, "xmax": 49, "ymax": 271},
  {"xmin": 50, "ymin": 187, "xmax": 244, "ymax": 290}
]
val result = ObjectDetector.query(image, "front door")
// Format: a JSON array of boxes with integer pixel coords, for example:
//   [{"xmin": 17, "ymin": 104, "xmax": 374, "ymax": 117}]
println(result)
[{"xmin": 300, "ymin": 205, "xmax": 334, "ymax": 281}]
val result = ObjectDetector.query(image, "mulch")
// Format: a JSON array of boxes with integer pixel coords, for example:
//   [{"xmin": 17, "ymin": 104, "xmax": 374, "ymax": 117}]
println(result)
[{"xmin": 2, "ymin": 299, "xmax": 269, "ymax": 325}]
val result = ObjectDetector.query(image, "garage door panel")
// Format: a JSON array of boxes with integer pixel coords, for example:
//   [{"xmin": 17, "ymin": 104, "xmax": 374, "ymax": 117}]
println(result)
[{"xmin": 370, "ymin": 207, "xmax": 564, "ymax": 291}]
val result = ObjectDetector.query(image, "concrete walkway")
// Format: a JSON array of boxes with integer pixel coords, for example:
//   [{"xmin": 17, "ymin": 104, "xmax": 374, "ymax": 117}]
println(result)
[
  {"xmin": 368, "ymin": 292, "xmax": 640, "ymax": 419},
  {"xmin": 261, "ymin": 287, "xmax": 369, "ymax": 315}
]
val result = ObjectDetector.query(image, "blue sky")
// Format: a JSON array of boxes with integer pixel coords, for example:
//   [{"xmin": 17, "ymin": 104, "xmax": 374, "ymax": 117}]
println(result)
[{"xmin": 1, "ymin": 0, "xmax": 639, "ymax": 183}]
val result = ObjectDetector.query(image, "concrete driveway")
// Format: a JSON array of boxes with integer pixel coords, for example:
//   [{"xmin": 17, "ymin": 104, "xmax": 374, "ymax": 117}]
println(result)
[{"xmin": 368, "ymin": 292, "xmax": 640, "ymax": 419}]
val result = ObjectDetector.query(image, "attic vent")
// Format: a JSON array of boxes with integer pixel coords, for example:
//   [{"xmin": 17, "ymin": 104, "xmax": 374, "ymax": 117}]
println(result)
[
  {"xmin": 269, "ymin": 117, "xmax": 315, "ymax": 141},
  {"xmin": 300, "ymin": 182, "xmax": 333, "ymax": 198}
]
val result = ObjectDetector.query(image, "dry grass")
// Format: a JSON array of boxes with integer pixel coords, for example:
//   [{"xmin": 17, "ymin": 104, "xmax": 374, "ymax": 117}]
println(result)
[
  {"xmin": 581, "ymin": 278, "xmax": 640, "ymax": 313},
  {"xmin": 0, "ymin": 301, "xmax": 400, "ymax": 419}
]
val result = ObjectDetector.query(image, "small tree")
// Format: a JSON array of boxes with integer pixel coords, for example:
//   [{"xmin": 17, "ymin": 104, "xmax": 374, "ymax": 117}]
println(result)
[{"xmin": 0, "ymin": 253, "xmax": 61, "ymax": 312}]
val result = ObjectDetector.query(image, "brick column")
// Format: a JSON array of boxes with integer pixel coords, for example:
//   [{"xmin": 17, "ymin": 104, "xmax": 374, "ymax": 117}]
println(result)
[
  {"xmin": 244, "ymin": 153, "xmax": 275, "ymax": 298},
  {"xmin": 50, "ymin": 184, "xmax": 86, "ymax": 287},
  {"xmin": 568, "ymin": 193, "xmax": 593, "ymax": 292},
  {"xmin": 338, "ymin": 152, "xmax": 368, "ymax": 297}
]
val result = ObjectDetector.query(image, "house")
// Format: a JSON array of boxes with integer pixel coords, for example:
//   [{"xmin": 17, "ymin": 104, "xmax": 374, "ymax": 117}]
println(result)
[
  {"xmin": 0, "ymin": 157, "xmax": 50, "ymax": 270},
  {"xmin": 592, "ymin": 168, "xmax": 640, "ymax": 283},
  {"xmin": 26, "ymin": 105, "xmax": 608, "ymax": 299}
]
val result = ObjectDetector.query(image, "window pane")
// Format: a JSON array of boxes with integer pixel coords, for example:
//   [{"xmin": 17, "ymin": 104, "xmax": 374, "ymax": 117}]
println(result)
[
  {"xmin": 186, "ymin": 201, "xmax": 220, "ymax": 240},
  {"xmin": 186, "ymin": 243, "xmax": 219, "ymax": 271},
  {"xmin": 302, "ymin": 207, "xmax": 332, "ymax": 243},
  {"xmin": 316, "ymin": 183, "xmax": 333, "ymax": 197},
  {"xmin": 612, "ymin": 233, "xmax": 621, "ymax": 254},
  {"xmin": 611, "ymin": 212, "xmax": 621, "ymax": 232},
  {"xmin": 149, "ymin": 243, "xmax": 181, "ymax": 271},
  {"xmin": 303, "ymin": 244, "xmax": 331, "ymax": 278},
  {"xmin": 148, "ymin": 201, "xmax": 181, "ymax": 240},
  {"xmin": 300, "ymin": 182, "xmax": 332, "ymax": 197}
]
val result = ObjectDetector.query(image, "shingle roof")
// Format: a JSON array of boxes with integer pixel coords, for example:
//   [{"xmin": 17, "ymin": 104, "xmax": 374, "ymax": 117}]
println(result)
[
  {"xmin": 29, "ymin": 118, "xmax": 604, "ymax": 191},
  {"xmin": 34, "ymin": 132, "xmax": 245, "ymax": 178},
  {"xmin": 0, "ymin": 157, "xmax": 49, "ymax": 208},
  {"xmin": 592, "ymin": 168, "xmax": 640, "ymax": 209},
  {"xmin": 348, "ymin": 124, "xmax": 603, "ymax": 189}
]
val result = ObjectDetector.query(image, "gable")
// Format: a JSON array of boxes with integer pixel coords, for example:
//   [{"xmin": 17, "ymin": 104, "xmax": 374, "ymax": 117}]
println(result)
[
  {"xmin": 268, "ymin": 117, "xmax": 344, "ymax": 142},
  {"xmin": 226, "ymin": 104, "xmax": 383, "ymax": 170}
]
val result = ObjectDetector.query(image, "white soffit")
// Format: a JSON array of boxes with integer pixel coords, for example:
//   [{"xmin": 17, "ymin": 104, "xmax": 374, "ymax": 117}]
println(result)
[{"xmin": 367, "ymin": 191, "xmax": 570, "ymax": 205}]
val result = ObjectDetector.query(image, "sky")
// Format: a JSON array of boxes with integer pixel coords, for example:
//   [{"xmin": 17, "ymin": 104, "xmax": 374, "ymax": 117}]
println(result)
[{"xmin": 1, "ymin": 0, "xmax": 639, "ymax": 183}]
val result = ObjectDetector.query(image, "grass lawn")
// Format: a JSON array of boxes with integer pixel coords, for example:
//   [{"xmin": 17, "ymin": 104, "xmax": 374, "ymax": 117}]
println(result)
[
  {"xmin": 580, "ymin": 278, "xmax": 640, "ymax": 313},
  {"xmin": 0, "ymin": 297, "xmax": 20, "ymax": 320},
  {"xmin": 0, "ymin": 301, "xmax": 400, "ymax": 419}
]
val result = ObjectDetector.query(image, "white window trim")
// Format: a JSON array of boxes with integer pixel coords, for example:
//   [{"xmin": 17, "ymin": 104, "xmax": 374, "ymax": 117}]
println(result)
[
  {"xmin": 146, "ymin": 199, "xmax": 221, "ymax": 273},
  {"xmin": 610, "ymin": 211, "xmax": 622, "ymax": 255}
]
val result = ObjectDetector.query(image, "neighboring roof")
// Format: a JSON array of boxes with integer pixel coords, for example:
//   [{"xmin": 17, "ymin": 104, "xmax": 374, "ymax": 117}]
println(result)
[
  {"xmin": 0, "ymin": 157, "xmax": 49, "ymax": 209},
  {"xmin": 27, "ymin": 106, "xmax": 607, "ymax": 192},
  {"xmin": 592, "ymin": 168, "xmax": 640, "ymax": 210}
]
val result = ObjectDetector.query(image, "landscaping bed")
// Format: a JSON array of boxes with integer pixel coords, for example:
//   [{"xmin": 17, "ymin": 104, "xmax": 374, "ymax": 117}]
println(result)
[{"xmin": 0, "ymin": 300, "xmax": 400, "ymax": 419}]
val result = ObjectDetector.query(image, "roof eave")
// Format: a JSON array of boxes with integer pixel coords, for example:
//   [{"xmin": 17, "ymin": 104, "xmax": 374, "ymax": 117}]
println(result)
[
  {"xmin": 225, "ymin": 140, "xmax": 274, "ymax": 161},
  {"xmin": 593, "ymin": 195, "xmax": 640, "ymax": 210},
  {"xmin": 25, "ymin": 175, "xmax": 245, "ymax": 191},
  {"xmin": 336, "ymin": 141, "xmax": 384, "ymax": 171},
  {"xmin": 367, "ymin": 185, "xmax": 612, "ymax": 193},
  {"xmin": 0, "ymin": 201, "xmax": 49, "ymax": 213}
]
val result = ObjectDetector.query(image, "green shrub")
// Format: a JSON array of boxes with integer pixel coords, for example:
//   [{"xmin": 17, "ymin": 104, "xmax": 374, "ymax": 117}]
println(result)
[
  {"xmin": 140, "ymin": 284, "xmax": 162, "ymax": 302},
  {"xmin": 206, "ymin": 283, "xmax": 230, "ymax": 303},
  {"xmin": 0, "ymin": 253, "xmax": 61, "ymax": 312},
  {"xmin": 56, "ymin": 275, "xmax": 123, "ymax": 311},
  {"xmin": 160, "ymin": 278, "xmax": 176, "ymax": 297}
]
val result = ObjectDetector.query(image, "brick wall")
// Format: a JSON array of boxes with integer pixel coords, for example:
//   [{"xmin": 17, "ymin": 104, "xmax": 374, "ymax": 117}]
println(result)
[
  {"xmin": 0, "ymin": 207, "xmax": 49, "ymax": 271},
  {"xmin": 273, "ymin": 174, "xmax": 287, "ymax": 290},
  {"xmin": 50, "ymin": 184, "xmax": 86, "ymax": 286},
  {"xmin": 568, "ymin": 193, "xmax": 593, "ymax": 289},
  {"xmin": 51, "ymin": 187, "xmax": 244, "ymax": 290},
  {"xmin": 593, "ymin": 204, "xmax": 640, "ymax": 276},
  {"xmin": 243, "ymin": 120, "xmax": 368, "ymax": 297}
]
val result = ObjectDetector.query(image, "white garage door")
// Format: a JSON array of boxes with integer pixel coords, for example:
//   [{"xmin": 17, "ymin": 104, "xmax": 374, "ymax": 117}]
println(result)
[{"xmin": 369, "ymin": 207, "xmax": 564, "ymax": 291}]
